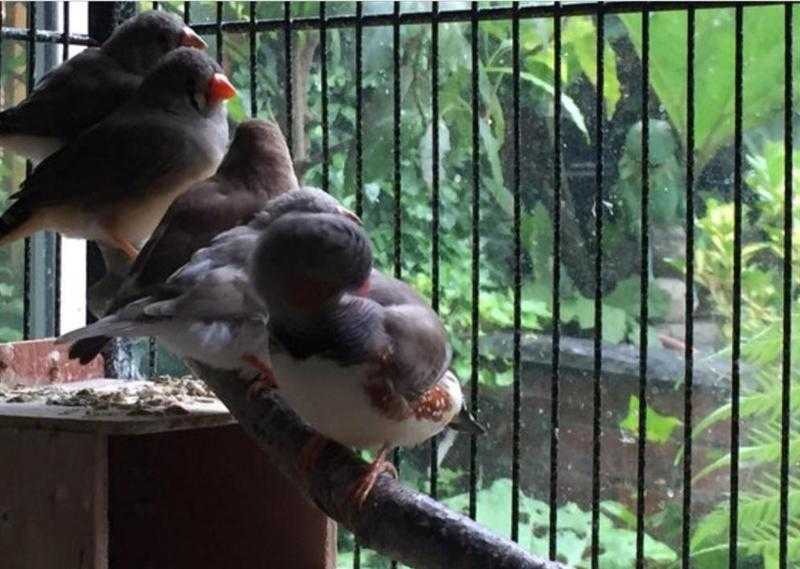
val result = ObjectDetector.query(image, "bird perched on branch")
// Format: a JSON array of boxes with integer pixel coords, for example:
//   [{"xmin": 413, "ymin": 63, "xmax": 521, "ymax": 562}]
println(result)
[
  {"xmin": 56, "ymin": 189, "xmax": 358, "ymax": 386},
  {"xmin": 68, "ymin": 119, "xmax": 299, "ymax": 363},
  {"xmin": 0, "ymin": 10, "xmax": 207, "ymax": 164},
  {"xmin": 249, "ymin": 189, "xmax": 485, "ymax": 507},
  {"xmin": 0, "ymin": 47, "xmax": 235, "ymax": 261}
]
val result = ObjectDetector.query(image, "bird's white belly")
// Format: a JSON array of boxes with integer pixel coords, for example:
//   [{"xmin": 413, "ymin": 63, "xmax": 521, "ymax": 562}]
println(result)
[
  {"xmin": 159, "ymin": 318, "xmax": 269, "ymax": 373},
  {"xmin": 272, "ymin": 354, "xmax": 451, "ymax": 450}
]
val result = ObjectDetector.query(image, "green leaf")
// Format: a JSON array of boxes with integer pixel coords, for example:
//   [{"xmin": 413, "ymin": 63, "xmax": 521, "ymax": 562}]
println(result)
[
  {"xmin": 562, "ymin": 16, "xmax": 621, "ymax": 115},
  {"xmin": 619, "ymin": 395, "xmax": 683, "ymax": 444}
]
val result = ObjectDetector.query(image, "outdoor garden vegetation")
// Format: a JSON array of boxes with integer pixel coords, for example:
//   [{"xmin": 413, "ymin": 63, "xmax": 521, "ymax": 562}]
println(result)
[{"xmin": 0, "ymin": 2, "xmax": 797, "ymax": 568}]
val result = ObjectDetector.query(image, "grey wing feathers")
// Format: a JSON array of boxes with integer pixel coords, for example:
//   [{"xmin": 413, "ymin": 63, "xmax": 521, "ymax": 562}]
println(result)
[
  {"xmin": 382, "ymin": 303, "xmax": 452, "ymax": 403},
  {"xmin": 144, "ymin": 220, "xmax": 267, "ymax": 319}
]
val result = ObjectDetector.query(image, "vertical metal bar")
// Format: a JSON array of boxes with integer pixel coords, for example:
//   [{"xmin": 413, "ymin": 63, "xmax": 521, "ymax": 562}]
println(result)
[
  {"xmin": 393, "ymin": 1, "xmax": 402, "ymax": 280},
  {"xmin": 391, "ymin": 0, "xmax": 403, "ymax": 502},
  {"xmin": 429, "ymin": 0, "xmax": 440, "ymax": 501},
  {"xmin": 249, "ymin": 1, "xmax": 257, "ymax": 117},
  {"xmin": 511, "ymin": 0, "xmax": 522, "ymax": 544},
  {"xmin": 780, "ymin": 6, "xmax": 794, "ymax": 569},
  {"xmin": 284, "ymin": 1, "xmax": 293, "ymax": 158},
  {"xmin": 469, "ymin": 0, "xmax": 481, "ymax": 523},
  {"xmin": 354, "ymin": 1, "xmax": 363, "ymax": 219},
  {"xmin": 635, "ymin": 8, "xmax": 650, "ymax": 569},
  {"xmin": 22, "ymin": 0, "xmax": 36, "ymax": 340},
  {"xmin": 682, "ymin": 8, "xmax": 696, "ymax": 569},
  {"xmin": 549, "ymin": 1, "xmax": 562, "ymax": 558},
  {"xmin": 183, "ymin": 1, "xmax": 190, "ymax": 24},
  {"xmin": 54, "ymin": 0, "xmax": 68, "ymax": 337},
  {"xmin": 591, "ymin": 6, "xmax": 605, "ymax": 569},
  {"xmin": 353, "ymin": 4, "xmax": 364, "ymax": 567},
  {"xmin": 729, "ymin": 7, "xmax": 743, "ymax": 569},
  {"xmin": 320, "ymin": 1, "xmax": 329, "ymax": 193},
  {"xmin": 215, "ymin": 1, "xmax": 222, "ymax": 65},
  {"xmin": 152, "ymin": 2, "xmax": 159, "ymax": 10}
]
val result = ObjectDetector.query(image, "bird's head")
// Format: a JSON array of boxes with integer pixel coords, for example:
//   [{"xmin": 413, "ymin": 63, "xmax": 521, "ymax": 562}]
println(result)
[
  {"xmin": 103, "ymin": 10, "xmax": 207, "ymax": 75},
  {"xmin": 138, "ymin": 47, "xmax": 236, "ymax": 116},
  {"xmin": 219, "ymin": 120, "xmax": 298, "ymax": 194},
  {"xmin": 249, "ymin": 188, "xmax": 371, "ymax": 313}
]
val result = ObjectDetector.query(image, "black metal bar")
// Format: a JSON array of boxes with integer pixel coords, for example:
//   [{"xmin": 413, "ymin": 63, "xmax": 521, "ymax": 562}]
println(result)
[
  {"xmin": 22, "ymin": 1, "xmax": 36, "ymax": 340},
  {"xmin": 780, "ymin": 6, "xmax": 794, "ymax": 569},
  {"xmin": 354, "ymin": 1, "xmax": 363, "ymax": 219},
  {"xmin": 549, "ymin": 1, "xmax": 562, "ymax": 559},
  {"xmin": 183, "ymin": 1, "xmax": 190, "ymax": 24},
  {"xmin": 682, "ymin": 8, "xmax": 696, "ymax": 569},
  {"xmin": 0, "ymin": 27, "xmax": 93, "ymax": 45},
  {"xmin": 591, "ymin": 7, "xmax": 605, "ymax": 569},
  {"xmin": 511, "ymin": 0, "xmax": 522, "ymax": 544},
  {"xmin": 152, "ymin": 2, "xmax": 159, "ymax": 10},
  {"xmin": 469, "ymin": 0, "xmax": 481, "ymax": 523},
  {"xmin": 353, "ymin": 4, "xmax": 364, "ymax": 566},
  {"xmin": 391, "ymin": 0, "xmax": 403, "ymax": 498},
  {"xmin": 184, "ymin": 1, "xmax": 778, "ymax": 35},
  {"xmin": 393, "ymin": 1, "xmax": 402, "ymax": 280},
  {"xmin": 53, "ymin": 1, "xmax": 69, "ymax": 337},
  {"xmin": 729, "ymin": 7, "xmax": 743, "ymax": 569},
  {"xmin": 429, "ymin": 0, "xmax": 440, "ymax": 501},
  {"xmin": 635, "ymin": 8, "xmax": 650, "ymax": 569},
  {"xmin": 215, "ymin": 1, "xmax": 223, "ymax": 65},
  {"xmin": 284, "ymin": 1, "xmax": 293, "ymax": 157},
  {"xmin": 320, "ymin": 1, "xmax": 329, "ymax": 192},
  {"xmin": 249, "ymin": 1, "xmax": 256, "ymax": 117}
]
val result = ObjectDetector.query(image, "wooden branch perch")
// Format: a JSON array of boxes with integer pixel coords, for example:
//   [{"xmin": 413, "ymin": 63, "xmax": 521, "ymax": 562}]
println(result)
[{"xmin": 186, "ymin": 360, "xmax": 570, "ymax": 569}]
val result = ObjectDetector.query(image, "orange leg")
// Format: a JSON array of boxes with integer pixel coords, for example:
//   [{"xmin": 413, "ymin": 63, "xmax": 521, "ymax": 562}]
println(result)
[
  {"xmin": 103, "ymin": 230, "xmax": 139, "ymax": 261},
  {"xmin": 349, "ymin": 444, "xmax": 397, "ymax": 510},
  {"xmin": 297, "ymin": 433, "xmax": 330, "ymax": 477},
  {"xmin": 242, "ymin": 353, "xmax": 278, "ymax": 400}
]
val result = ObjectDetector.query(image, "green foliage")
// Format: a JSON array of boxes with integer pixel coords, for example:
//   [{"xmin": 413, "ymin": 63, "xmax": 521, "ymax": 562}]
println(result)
[
  {"xmin": 445, "ymin": 479, "xmax": 676, "ymax": 568},
  {"xmin": 619, "ymin": 395, "xmax": 682, "ymax": 444}
]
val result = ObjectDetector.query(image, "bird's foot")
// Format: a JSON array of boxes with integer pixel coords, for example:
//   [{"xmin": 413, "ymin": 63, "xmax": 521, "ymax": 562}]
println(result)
[
  {"xmin": 348, "ymin": 446, "xmax": 396, "ymax": 510},
  {"xmin": 242, "ymin": 354, "xmax": 277, "ymax": 400},
  {"xmin": 297, "ymin": 433, "xmax": 329, "ymax": 477}
]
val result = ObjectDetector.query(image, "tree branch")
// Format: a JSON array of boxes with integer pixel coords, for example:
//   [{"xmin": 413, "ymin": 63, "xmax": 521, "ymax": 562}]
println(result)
[{"xmin": 186, "ymin": 360, "xmax": 569, "ymax": 569}]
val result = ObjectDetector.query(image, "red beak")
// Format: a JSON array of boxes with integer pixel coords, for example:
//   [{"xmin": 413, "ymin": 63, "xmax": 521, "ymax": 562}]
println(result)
[
  {"xmin": 181, "ymin": 26, "xmax": 207, "ymax": 49},
  {"xmin": 207, "ymin": 73, "xmax": 237, "ymax": 105}
]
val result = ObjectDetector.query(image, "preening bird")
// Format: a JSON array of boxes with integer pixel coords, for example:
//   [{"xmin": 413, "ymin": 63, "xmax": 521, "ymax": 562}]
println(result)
[
  {"xmin": 57, "ymin": 188, "xmax": 358, "ymax": 384},
  {"xmin": 249, "ymin": 191, "xmax": 484, "ymax": 507},
  {"xmin": 0, "ymin": 47, "xmax": 235, "ymax": 260},
  {"xmin": 0, "ymin": 10, "xmax": 206, "ymax": 163},
  {"xmin": 69, "ymin": 119, "xmax": 298, "ymax": 364}
]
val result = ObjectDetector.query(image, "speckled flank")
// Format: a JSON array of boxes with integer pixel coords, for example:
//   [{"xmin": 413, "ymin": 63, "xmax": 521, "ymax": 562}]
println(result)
[{"xmin": 410, "ymin": 384, "xmax": 453, "ymax": 422}]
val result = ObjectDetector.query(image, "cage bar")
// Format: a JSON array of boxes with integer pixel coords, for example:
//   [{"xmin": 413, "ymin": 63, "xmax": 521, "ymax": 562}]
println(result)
[
  {"xmin": 682, "ymin": 8, "xmax": 696, "ymax": 569},
  {"xmin": 320, "ymin": 1, "xmax": 328, "ymax": 193},
  {"xmin": 469, "ymin": 0, "xmax": 481, "ymax": 523},
  {"xmin": 635, "ymin": 8, "xmax": 650, "ymax": 569},
  {"xmin": 429, "ymin": 0, "xmax": 440, "ymax": 501},
  {"xmin": 729, "ymin": 7, "xmax": 744, "ymax": 568},
  {"xmin": 780, "ymin": 5, "xmax": 794, "ymax": 569},
  {"xmin": 549, "ymin": 1, "xmax": 562, "ymax": 559},
  {"xmin": 591, "ymin": 7, "xmax": 605, "ymax": 569},
  {"xmin": 249, "ymin": 1, "xmax": 256, "ymax": 118},
  {"xmin": 284, "ymin": 1, "xmax": 292, "ymax": 158},
  {"xmin": 510, "ymin": 0, "xmax": 522, "ymax": 544}
]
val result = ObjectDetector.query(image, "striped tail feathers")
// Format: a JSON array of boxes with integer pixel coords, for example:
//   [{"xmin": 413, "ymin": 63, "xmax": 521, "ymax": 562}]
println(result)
[{"xmin": 0, "ymin": 199, "xmax": 34, "ymax": 247}]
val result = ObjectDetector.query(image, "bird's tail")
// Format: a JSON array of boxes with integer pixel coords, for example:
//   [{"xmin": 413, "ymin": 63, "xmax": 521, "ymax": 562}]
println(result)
[
  {"xmin": 0, "ymin": 200, "xmax": 34, "ymax": 248},
  {"xmin": 449, "ymin": 403, "xmax": 487, "ymax": 435},
  {"xmin": 56, "ymin": 316, "xmax": 149, "ymax": 364},
  {"xmin": 67, "ymin": 336, "xmax": 111, "ymax": 365}
]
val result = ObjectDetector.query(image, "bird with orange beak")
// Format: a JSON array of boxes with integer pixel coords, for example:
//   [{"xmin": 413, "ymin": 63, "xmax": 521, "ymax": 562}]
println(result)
[
  {"xmin": 0, "ymin": 10, "xmax": 208, "ymax": 164},
  {"xmin": 0, "ymin": 47, "xmax": 236, "ymax": 261}
]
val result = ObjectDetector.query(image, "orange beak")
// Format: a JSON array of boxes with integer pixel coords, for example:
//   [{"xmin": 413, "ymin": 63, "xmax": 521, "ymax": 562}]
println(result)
[
  {"xmin": 207, "ymin": 73, "xmax": 237, "ymax": 105},
  {"xmin": 181, "ymin": 26, "xmax": 208, "ymax": 49},
  {"xmin": 338, "ymin": 206, "xmax": 362, "ymax": 226}
]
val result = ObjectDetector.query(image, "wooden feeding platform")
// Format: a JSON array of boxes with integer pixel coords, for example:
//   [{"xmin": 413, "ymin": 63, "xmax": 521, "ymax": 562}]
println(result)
[{"xmin": 0, "ymin": 339, "xmax": 335, "ymax": 569}]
